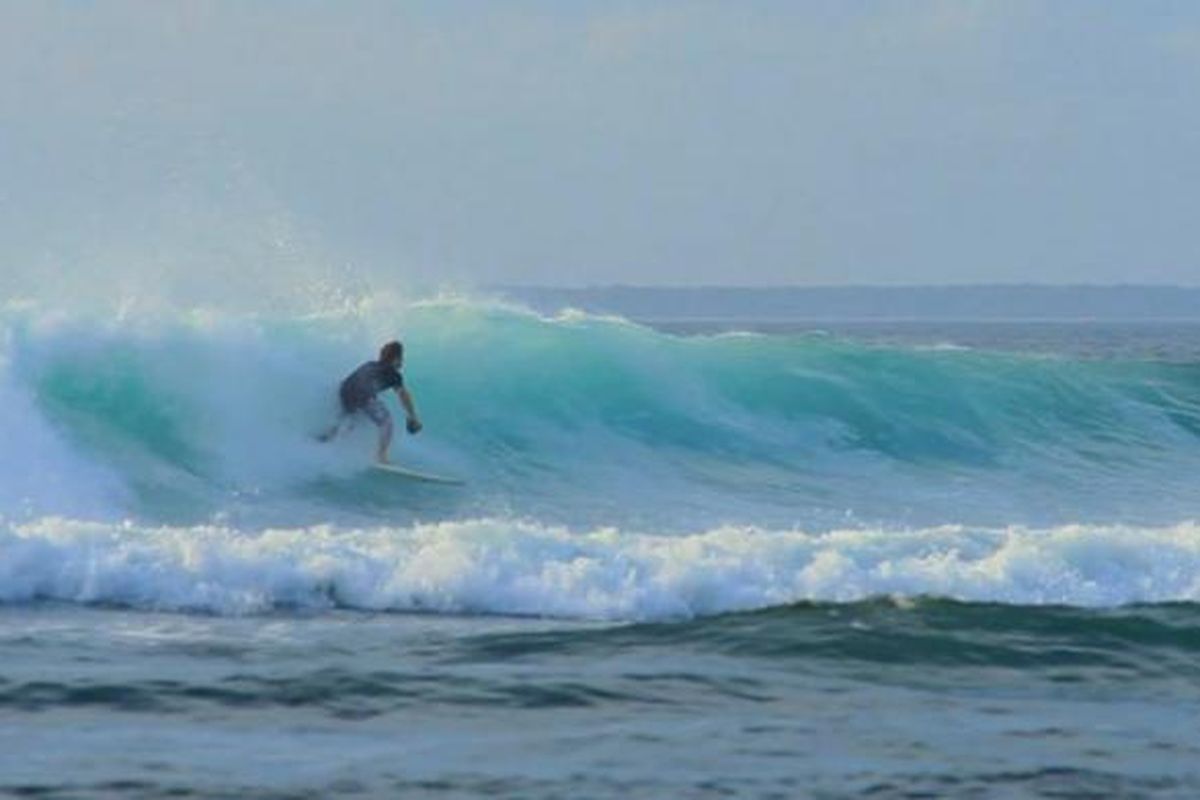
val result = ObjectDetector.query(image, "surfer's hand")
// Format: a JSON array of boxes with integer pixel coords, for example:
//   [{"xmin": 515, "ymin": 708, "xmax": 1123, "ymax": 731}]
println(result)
[{"xmin": 406, "ymin": 417, "xmax": 423, "ymax": 435}]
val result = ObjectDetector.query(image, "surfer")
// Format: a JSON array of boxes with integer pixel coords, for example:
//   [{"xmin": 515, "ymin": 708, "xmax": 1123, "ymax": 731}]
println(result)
[{"xmin": 319, "ymin": 340, "xmax": 422, "ymax": 464}]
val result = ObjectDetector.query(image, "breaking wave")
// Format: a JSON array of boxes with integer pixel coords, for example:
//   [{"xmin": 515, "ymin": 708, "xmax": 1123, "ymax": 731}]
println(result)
[
  {"xmin": 4, "ymin": 517, "xmax": 1200, "ymax": 618},
  {"xmin": 2, "ymin": 297, "xmax": 1200, "ymax": 616}
]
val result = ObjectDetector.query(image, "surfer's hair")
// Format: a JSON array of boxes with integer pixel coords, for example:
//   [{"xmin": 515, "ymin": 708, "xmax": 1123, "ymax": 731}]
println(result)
[{"xmin": 379, "ymin": 340, "xmax": 403, "ymax": 363}]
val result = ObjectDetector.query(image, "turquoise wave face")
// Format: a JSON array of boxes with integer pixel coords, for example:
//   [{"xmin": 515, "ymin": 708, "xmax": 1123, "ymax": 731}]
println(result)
[{"xmin": 5, "ymin": 300, "xmax": 1200, "ymax": 528}]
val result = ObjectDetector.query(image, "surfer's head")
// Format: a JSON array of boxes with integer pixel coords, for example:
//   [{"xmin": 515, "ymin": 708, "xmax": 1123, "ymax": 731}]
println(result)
[{"xmin": 379, "ymin": 340, "xmax": 404, "ymax": 367}]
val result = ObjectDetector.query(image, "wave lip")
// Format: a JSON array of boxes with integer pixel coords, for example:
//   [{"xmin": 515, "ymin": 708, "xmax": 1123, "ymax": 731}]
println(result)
[{"xmin": 3, "ymin": 518, "xmax": 1200, "ymax": 619}]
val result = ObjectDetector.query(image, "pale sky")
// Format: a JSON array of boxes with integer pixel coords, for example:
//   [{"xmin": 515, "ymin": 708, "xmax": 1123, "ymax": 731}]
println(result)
[{"xmin": 3, "ymin": 1, "xmax": 1200, "ymax": 293}]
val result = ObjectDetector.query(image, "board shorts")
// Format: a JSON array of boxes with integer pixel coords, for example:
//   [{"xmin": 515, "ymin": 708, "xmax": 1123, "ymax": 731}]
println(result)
[{"xmin": 344, "ymin": 396, "xmax": 391, "ymax": 428}]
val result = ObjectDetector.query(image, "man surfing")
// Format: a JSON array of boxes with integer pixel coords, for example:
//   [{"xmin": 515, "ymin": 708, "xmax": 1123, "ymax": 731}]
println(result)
[{"xmin": 319, "ymin": 340, "xmax": 422, "ymax": 464}]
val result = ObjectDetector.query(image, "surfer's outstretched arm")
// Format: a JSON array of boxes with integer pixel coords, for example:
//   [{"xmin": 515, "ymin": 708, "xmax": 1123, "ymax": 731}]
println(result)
[
  {"xmin": 397, "ymin": 387, "xmax": 422, "ymax": 434},
  {"xmin": 317, "ymin": 419, "xmax": 342, "ymax": 442}
]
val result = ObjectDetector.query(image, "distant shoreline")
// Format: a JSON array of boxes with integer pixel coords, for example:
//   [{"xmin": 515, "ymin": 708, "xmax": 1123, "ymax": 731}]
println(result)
[{"xmin": 494, "ymin": 284, "xmax": 1200, "ymax": 321}]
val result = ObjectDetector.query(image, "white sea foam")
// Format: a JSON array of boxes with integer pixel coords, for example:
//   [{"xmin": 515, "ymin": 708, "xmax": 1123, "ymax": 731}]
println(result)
[{"xmin": 2, "ymin": 517, "xmax": 1199, "ymax": 619}]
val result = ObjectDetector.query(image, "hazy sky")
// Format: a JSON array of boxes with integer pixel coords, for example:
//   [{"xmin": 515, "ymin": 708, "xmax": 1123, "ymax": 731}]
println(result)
[{"xmin": 3, "ymin": 1, "xmax": 1200, "ymax": 291}]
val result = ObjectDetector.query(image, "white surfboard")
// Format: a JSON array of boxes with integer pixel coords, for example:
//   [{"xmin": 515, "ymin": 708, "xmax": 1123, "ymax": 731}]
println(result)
[{"xmin": 371, "ymin": 462, "xmax": 465, "ymax": 486}]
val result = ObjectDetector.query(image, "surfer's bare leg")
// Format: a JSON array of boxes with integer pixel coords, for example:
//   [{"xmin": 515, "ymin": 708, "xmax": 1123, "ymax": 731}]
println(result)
[
  {"xmin": 359, "ymin": 397, "xmax": 395, "ymax": 463},
  {"xmin": 376, "ymin": 416, "xmax": 394, "ymax": 464}
]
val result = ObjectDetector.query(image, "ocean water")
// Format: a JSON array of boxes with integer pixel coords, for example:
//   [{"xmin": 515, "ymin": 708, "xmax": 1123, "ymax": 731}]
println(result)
[{"xmin": 2, "ymin": 299, "xmax": 1200, "ymax": 798}]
